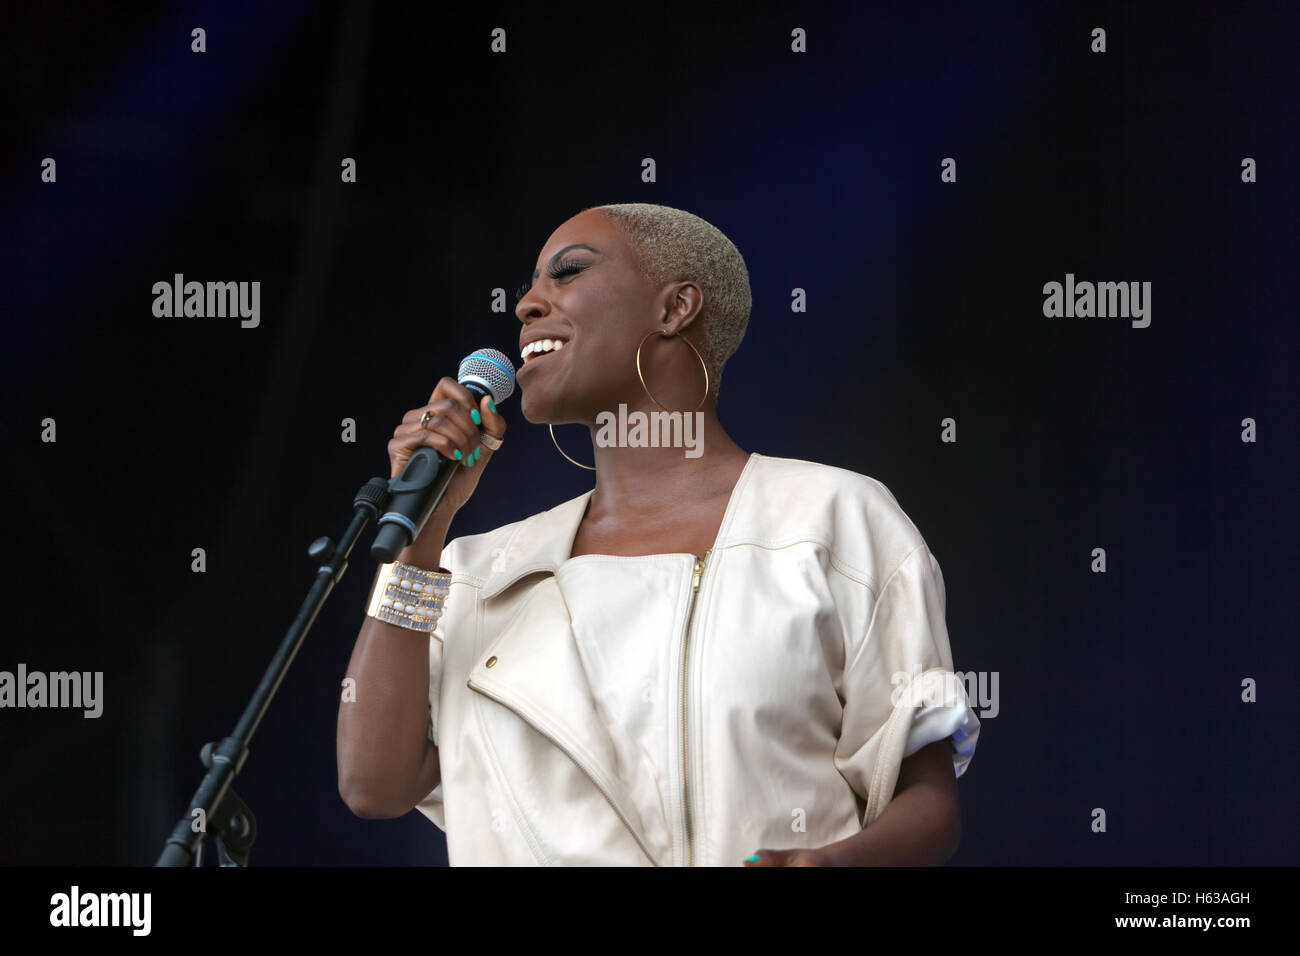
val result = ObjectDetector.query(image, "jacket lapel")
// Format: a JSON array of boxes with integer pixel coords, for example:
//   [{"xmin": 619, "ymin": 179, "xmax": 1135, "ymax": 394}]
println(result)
[
  {"xmin": 479, "ymin": 491, "xmax": 591, "ymax": 599},
  {"xmin": 465, "ymin": 493, "xmax": 671, "ymax": 865}
]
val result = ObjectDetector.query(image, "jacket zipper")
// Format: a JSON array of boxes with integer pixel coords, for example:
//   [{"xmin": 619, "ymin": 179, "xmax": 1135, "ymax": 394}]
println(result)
[
  {"xmin": 679, "ymin": 548, "xmax": 710, "ymax": 867},
  {"xmin": 466, "ymin": 676, "xmax": 657, "ymax": 866}
]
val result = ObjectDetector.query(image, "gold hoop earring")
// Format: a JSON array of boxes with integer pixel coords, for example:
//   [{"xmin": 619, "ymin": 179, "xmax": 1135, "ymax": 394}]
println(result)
[
  {"xmin": 549, "ymin": 423, "xmax": 596, "ymax": 471},
  {"xmin": 635, "ymin": 330, "xmax": 710, "ymax": 412}
]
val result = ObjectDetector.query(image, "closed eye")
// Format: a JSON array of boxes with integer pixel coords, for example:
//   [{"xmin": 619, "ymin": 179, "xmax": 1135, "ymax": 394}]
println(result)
[{"xmin": 516, "ymin": 259, "xmax": 586, "ymax": 302}]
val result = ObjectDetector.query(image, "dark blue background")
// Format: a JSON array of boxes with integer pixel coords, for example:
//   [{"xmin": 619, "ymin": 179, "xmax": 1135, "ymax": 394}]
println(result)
[{"xmin": 1, "ymin": 0, "xmax": 1295, "ymax": 865}]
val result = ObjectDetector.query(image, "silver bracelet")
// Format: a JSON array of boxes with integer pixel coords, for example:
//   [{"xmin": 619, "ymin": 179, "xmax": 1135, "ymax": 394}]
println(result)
[{"xmin": 366, "ymin": 560, "xmax": 451, "ymax": 633}]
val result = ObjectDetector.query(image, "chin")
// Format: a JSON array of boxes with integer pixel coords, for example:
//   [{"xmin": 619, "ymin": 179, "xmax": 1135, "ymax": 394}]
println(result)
[{"xmin": 517, "ymin": 386, "xmax": 553, "ymax": 425}]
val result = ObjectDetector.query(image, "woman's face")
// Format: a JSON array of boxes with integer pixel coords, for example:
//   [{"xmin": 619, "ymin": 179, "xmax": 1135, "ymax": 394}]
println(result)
[{"xmin": 514, "ymin": 209, "xmax": 667, "ymax": 425}]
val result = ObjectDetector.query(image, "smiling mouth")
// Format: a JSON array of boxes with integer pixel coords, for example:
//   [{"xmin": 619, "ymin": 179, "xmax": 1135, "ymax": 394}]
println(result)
[{"xmin": 520, "ymin": 338, "xmax": 568, "ymax": 364}]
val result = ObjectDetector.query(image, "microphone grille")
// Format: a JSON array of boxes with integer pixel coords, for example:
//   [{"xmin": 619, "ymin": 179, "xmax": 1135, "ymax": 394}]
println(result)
[{"xmin": 458, "ymin": 348, "xmax": 517, "ymax": 404}]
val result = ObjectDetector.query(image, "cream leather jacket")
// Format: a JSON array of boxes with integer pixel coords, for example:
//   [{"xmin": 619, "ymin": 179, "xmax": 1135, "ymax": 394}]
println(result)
[{"xmin": 412, "ymin": 452, "xmax": 980, "ymax": 865}]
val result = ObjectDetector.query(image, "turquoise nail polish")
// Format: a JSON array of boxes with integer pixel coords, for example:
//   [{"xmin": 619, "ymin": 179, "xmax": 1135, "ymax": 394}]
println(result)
[
  {"xmin": 488, "ymin": 399, "xmax": 496, "ymax": 413},
  {"xmin": 452, "ymin": 449, "xmax": 462, "ymax": 460},
  {"xmin": 463, "ymin": 455, "xmax": 473, "ymax": 467},
  {"xmin": 471, "ymin": 408, "xmax": 482, "ymax": 425},
  {"xmin": 744, "ymin": 854, "xmax": 759, "ymax": 862},
  {"xmin": 473, "ymin": 445, "xmax": 482, "ymax": 462}
]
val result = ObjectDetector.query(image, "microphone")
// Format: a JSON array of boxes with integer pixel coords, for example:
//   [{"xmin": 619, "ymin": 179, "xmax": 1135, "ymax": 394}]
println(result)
[{"xmin": 370, "ymin": 348, "xmax": 516, "ymax": 562}]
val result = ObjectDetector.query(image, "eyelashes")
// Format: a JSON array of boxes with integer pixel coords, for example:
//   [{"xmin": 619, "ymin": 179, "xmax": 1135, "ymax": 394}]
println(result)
[{"xmin": 515, "ymin": 258, "xmax": 585, "ymax": 302}]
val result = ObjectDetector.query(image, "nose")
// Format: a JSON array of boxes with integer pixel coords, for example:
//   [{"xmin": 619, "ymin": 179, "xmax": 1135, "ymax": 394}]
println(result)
[{"xmin": 515, "ymin": 287, "xmax": 548, "ymax": 324}]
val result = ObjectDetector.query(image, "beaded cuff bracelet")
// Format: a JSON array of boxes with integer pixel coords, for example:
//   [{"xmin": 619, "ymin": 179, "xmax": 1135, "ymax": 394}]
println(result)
[{"xmin": 366, "ymin": 561, "xmax": 452, "ymax": 633}]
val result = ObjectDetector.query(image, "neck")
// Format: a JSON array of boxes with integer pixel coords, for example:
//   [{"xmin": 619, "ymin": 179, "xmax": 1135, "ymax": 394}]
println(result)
[{"xmin": 581, "ymin": 402, "xmax": 749, "ymax": 520}]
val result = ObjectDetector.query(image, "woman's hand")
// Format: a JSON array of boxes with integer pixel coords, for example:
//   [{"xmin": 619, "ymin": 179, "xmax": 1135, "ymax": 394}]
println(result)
[
  {"xmin": 742, "ymin": 847, "xmax": 835, "ymax": 866},
  {"xmin": 388, "ymin": 377, "xmax": 508, "ymax": 527}
]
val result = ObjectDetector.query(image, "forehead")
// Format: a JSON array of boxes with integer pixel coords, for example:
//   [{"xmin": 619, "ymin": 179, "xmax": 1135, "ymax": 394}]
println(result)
[{"xmin": 537, "ymin": 210, "xmax": 624, "ymax": 261}]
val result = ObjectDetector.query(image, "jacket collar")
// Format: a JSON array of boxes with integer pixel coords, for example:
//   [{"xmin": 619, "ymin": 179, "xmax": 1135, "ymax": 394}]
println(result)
[
  {"xmin": 481, "ymin": 489, "xmax": 594, "ymax": 599},
  {"xmin": 479, "ymin": 452, "xmax": 762, "ymax": 600}
]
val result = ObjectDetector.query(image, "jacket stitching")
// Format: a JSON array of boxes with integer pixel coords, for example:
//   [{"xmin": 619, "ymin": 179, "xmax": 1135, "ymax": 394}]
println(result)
[
  {"xmin": 864, "ymin": 667, "xmax": 954, "ymax": 826},
  {"xmin": 461, "ymin": 587, "xmax": 552, "ymax": 865},
  {"xmin": 843, "ymin": 543, "xmax": 927, "ymax": 678},
  {"xmin": 664, "ymin": 536, "xmax": 883, "ymax": 594},
  {"xmin": 865, "ymin": 686, "xmax": 911, "ymax": 825},
  {"xmin": 693, "ymin": 550, "xmax": 715, "ymax": 867},
  {"xmin": 468, "ymin": 689, "xmax": 552, "ymax": 865},
  {"xmin": 479, "ymin": 679, "xmax": 656, "ymax": 865},
  {"xmin": 462, "ymin": 579, "xmax": 657, "ymax": 865}
]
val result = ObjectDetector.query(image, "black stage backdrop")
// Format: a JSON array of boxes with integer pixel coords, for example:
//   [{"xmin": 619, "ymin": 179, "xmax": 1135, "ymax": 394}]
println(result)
[{"xmin": 0, "ymin": 0, "xmax": 1296, "ymax": 872}]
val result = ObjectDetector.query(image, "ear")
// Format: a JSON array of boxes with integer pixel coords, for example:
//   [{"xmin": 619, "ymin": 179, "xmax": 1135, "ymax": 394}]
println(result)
[{"xmin": 658, "ymin": 280, "xmax": 705, "ymax": 336}]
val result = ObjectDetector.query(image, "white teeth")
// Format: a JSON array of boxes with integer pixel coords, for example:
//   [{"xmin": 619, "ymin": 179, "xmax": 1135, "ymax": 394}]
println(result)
[{"xmin": 521, "ymin": 338, "xmax": 568, "ymax": 361}]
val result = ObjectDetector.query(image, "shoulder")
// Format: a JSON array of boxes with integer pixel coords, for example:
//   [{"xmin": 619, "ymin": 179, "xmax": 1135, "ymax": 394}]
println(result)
[{"xmin": 730, "ymin": 453, "xmax": 932, "ymax": 586}]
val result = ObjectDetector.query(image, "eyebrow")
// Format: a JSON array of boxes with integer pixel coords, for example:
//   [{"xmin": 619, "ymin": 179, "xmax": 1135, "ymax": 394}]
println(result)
[{"xmin": 530, "ymin": 243, "xmax": 601, "ymax": 281}]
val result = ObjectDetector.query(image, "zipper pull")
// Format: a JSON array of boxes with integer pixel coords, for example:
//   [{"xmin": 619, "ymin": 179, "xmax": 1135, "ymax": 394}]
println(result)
[{"xmin": 692, "ymin": 556, "xmax": 704, "ymax": 593}]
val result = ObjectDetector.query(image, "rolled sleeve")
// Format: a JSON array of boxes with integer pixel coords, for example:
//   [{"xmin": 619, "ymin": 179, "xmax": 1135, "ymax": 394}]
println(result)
[{"xmin": 834, "ymin": 544, "xmax": 981, "ymax": 827}]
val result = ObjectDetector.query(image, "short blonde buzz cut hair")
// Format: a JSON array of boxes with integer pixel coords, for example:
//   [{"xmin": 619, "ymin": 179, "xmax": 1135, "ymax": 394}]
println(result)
[{"xmin": 584, "ymin": 202, "xmax": 751, "ymax": 400}]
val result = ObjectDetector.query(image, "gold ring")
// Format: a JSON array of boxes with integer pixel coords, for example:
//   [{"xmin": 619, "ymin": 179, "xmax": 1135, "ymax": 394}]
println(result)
[
  {"xmin": 480, "ymin": 432, "xmax": 503, "ymax": 451},
  {"xmin": 420, "ymin": 409, "xmax": 434, "ymax": 428}
]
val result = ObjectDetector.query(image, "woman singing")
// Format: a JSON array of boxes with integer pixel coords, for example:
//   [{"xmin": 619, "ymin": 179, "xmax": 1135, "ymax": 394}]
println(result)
[{"xmin": 336, "ymin": 202, "xmax": 980, "ymax": 866}]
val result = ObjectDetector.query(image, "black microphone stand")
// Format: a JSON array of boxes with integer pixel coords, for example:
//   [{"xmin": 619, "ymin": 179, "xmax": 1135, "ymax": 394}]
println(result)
[{"xmin": 155, "ymin": 476, "xmax": 391, "ymax": 866}]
